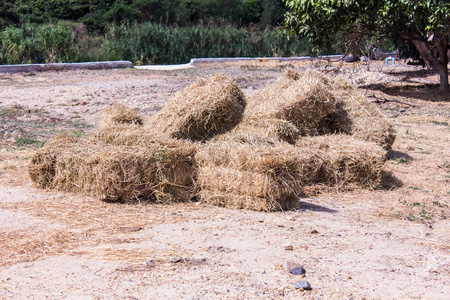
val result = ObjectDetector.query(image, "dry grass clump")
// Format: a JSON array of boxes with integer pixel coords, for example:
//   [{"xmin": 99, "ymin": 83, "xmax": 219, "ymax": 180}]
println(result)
[
  {"xmin": 28, "ymin": 136, "xmax": 82, "ymax": 189},
  {"xmin": 329, "ymin": 76, "xmax": 396, "ymax": 149},
  {"xmin": 29, "ymin": 136, "xmax": 197, "ymax": 203},
  {"xmin": 231, "ymin": 118, "xmax": 300, "ymax": 145},
  {"xmin": 298, "ymin": 135, "xmax": 387, "ymax": 188},
  {"xmin": 90, "ymin": 126, "xmax": 197, "ymax": 151},
  {"xmin": 195, "ymin": 137, "xmax": 321, "ymax": 211},
  {"xmin": 246, "ymin": 69, "xmax": 339, "ymax": 137},
  {"xmin": 244, "ymin": 69, "xmax": 395, "ymax": 149},
  {"xmin": 99, "ymin": 103, "xmax": 144, "ymax": 128},
  {"xmin": 146, "ymin": 73, "xmax": 246, "ymax": 142}
]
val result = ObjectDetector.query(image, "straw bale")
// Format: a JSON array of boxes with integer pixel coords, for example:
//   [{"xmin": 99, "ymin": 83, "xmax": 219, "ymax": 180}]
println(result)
[
  {"xmin": 146, "ymin": 73, "xmax": 246, "ymax": 141},
  {"xmin": 298, "ymin": 135, "xmax": 387, "ymax": 188},
  {"xmin": 231, "ymin": 118, "xmax": 301, "ymax": 145},
  {"xmin": 196, "ymin": 138, "xmax": 321, "ymax": 211},
  {"xmin": 29, "ymin": 137, "xmax": 197, "ymax": 202},
  {"xmin": 28, "ymin": 136, "xmax": 82, "ymax": 189},
  {"xmin": 246, "ymin": 69, "xmax": 339, "ymax": 136},
  {"xmin": 99, "ymin": 103, "xmax": 144, "ymax": 128},
  {"xmin": 329, "ymin": 76, "xmax": 396, "ymax": 149},
  {"xmin": 91, "ymin": 126, "xmax": 196, "ymax": 150}
]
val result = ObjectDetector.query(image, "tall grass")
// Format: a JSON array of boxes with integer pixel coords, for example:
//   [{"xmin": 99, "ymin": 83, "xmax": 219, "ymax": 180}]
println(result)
[
  {"xmin": 103, "ymin": 23, "xmax": 309, "ymax": 65},
  {"xmin": 0, "ymin": 23, "xmax": 79, "ymax": 64},
  {"xmin": 0, "ymin": 22, "xmax": 310, "ymax": 65}
]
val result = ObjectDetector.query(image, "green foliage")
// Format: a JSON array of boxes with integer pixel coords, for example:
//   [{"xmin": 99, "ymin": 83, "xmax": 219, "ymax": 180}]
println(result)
[
  {"xmin": 0, "ymin": 0, "xmax": 289, "ymax": 31},
  {"xmin": 102, "ymin": 22, "xmax": 308, "ymax": 64},
  {"xmin": 0, "ymin": 23, "xmax": 78, "ymax": 64},
  {"xmin": 283, "ymin": 0, "xmax": 450, "ymax": 91},
  {"xmin": 0, "ymin": 21, "xmax": 309, "ymax": 65}
]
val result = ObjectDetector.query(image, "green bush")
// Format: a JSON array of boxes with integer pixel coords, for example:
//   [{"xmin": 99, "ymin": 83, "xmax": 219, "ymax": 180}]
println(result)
[
  {"xmin": 102, "ymin": 22, "xmax": 309, "ymax": 65},
  {"xmin": 0, "ymin": 23, "xmax": 79, "ymax": 64}
]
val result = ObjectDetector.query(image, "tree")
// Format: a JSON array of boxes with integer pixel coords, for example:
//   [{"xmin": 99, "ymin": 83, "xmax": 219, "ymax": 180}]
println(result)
[{"xmin": 283, "ymin": 0, "xmax": 450, "ymax": 92}]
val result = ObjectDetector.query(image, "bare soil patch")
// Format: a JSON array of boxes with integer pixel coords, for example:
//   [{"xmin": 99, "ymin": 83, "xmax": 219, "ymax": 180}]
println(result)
[{"xmin": 0, "ymin": 60, "xmax": 449, "ymax": 299}]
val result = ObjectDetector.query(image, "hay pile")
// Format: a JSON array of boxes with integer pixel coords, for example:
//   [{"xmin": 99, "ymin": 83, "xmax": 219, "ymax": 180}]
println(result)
[
  {"xmin": 29, "ymin": 71, "xmax": 394, "ymax": 212},
  {"xmin": 241, "ymin": 69, "xmax": 395, "ymax": 149},
  {"xmin": 29, "ymin": 136, "xmax": 81, "ymax": 189},
  {"xmin": 99, "ymin": 103, "xmax": 144, "ymax": 128},
  {"xmin": 245, "ymin": 69, "xmax": 339, "ymax": 138},
  {"xmin": 298, "ymin": 135, "xmax": 386, "ymax": 188},
  {"xmin": 329, "ymin": 76, "xmax": 396, "ymax": 149},
  {"xmin": 29, "ymin": 136, "xmax": 196, "ymax": 202},
  {"xmin": 232, "ymin": 118, "xmax": 300, "ymax": 145},
  {"xmin": 195, "ymin": 137, "xmax": 317, "ymax": 211},
  {"xmin": 146, "ymin": 73, "xmax": 246, "ymax": 142}
]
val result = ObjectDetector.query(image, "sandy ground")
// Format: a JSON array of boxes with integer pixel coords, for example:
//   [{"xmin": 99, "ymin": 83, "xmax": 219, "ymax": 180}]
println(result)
[{"xmin": 0, "ymin": 60, "xmax": 449, "ymax": 299}]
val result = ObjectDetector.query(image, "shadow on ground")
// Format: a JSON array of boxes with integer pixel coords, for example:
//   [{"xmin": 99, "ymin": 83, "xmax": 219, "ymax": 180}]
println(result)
[
  {"xmin": 362, "ymin": 82, "xmax": 450, "ymax": 102},
  {"xmin": 297, "ymin": 201, "xmax": 338, "ymax": 213},
  {"xmin": 381, "ymin": 170, "xmax": 404, "ymax": 190},
  {"xmin": 387, "ymin": 150, "xmax": 413, "ymax": 160}
]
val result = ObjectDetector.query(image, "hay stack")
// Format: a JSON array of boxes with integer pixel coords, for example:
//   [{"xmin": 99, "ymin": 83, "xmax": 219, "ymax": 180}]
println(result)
[
  {"xmin": 99, "ymin": 103, "xmax": 144, "ymax": 128},
  {"xmin": 146, "ymin": 73, "xmax": 246, "ymax": 141},
  {"xmin": 29, "ymin": 136, "xmax": 197, "ymax": 202},
  {"xmin": 196, "ymin": 137, "xmax": 321, "ymax": 211},
  {"xmin": 245, "ymin": 69, "xmax": 339, "ymax": 137},
  {"xmin": 298, "ymin": 135, "xmax": 387, "ymax": 188},
  {"xmin": 28, "ymin": 136, "xmax": 81, "ymax": 189},
  {"xmin": 329, "ymin": 76, "xmax": 396, "ymax": 149},
  {"xmin": 231, "ymin": 118, "xmax": 300, "ymax": 145}
]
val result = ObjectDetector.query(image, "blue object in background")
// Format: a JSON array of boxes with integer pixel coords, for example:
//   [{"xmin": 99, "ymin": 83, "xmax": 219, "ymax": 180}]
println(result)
[{"xmin": 386, "ymin": 56, "xmax": 395, "ymax": 66}]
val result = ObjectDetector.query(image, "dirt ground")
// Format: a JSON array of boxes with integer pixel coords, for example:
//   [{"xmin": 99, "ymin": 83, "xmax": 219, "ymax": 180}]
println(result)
[{"xmin": 0, "ymin": 59, "xmax": 449, "ymax": 299}]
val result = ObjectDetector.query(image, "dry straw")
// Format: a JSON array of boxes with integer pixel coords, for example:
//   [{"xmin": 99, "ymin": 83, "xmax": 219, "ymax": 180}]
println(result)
[
  {"xmin": 28, "ymin": 135, "xmax": 81, "ymax": 189},
  {"xmin": 330, "ymin": 76, "xmax": 396, "ymax": 149},
  {"xmin": 232, "ymin": 118, "xmax": 300, "ymax": 145},
  {"xmin": 29, "ymin": 136, "xmax": 197, "ymax": 203},
  {"xmin": 298, "ymin": 134, "xmax": 387, "ymax": 188},
  {"xmin": 245, "ymin": 69, "xmax": 395, "ymax": 149},
  {"xmin": 195, "ymin": 136, "xmax": 322, "ymax": 211},
  {"xmin": 146, "ymin": 73, "xmax": 246, "ymax": 141},
  {"xmin": 246, "ymin": 69, "xmax": 339, "ymax": 137},
  {"xmin": 99, "ymin": 103, "xmax": 144, "ymax": 128},
  {"xmin": 29, "ymin": 70, "xmax": 392, "ymax": 212}
]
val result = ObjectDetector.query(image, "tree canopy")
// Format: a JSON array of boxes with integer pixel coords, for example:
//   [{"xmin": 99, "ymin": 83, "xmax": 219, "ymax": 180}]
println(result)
[
  {"xmin": 0, "ymin": 0, "xmax": 288, "ymax": 30},
  {"xmin": 283, "ymin": 0, "xmax": 450, "ymax": 92}
]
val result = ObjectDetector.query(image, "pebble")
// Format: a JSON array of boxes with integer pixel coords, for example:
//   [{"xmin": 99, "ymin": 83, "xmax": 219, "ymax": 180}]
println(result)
[
  {"xmin": 285, "ymin": 261, "xmax": 302, "ymax": 271},
  {"xmin": 294, "ymin": 280, "xmax": 312, "ymax": 290},
  {"xmin": 285, "ymin": 262, "xmax": 306, "ymax": 276},
  {"xmin": 284, "ymin": 244, "xmax": 294, "ymax": 251},
  {"xmin": 144, "ymin": 260, "xmax": 155, "ymax": 267},
  {"xmin": 118, "ymin": 226, "xmax": 143, "ymax": 233},
  {"xmin": 168, "ymin": 257, "xmax": 183, "ymax": 263},
  {"xmin": 290, "ymin": 267, "xmax": 306, "ymax": 276},
  {"xmin": 208, "ymin": 246, "xmax": 231, "ymax": 253},
  {"xmin": 185, "ymin": 257, "xmax": 207, "ymax": 264}
]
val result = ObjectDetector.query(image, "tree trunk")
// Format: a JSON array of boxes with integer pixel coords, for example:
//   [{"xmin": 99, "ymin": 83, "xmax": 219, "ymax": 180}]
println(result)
[
  {"xmin": 412, "ymin": 39, "xmax": 449, "ymax": 93},
  {"xmin": 439, "ymin": 68, "xmax": 449, "ymax": 93}
]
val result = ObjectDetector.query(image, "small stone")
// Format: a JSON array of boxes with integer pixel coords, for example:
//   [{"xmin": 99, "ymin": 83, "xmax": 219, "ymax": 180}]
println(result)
[
  {"xmin": 168, "ymin": 257, "xmax": 183, "ymax": 263},
  {"xmin": 144, "ymin": 260, "xmax": 155, "ymax": 267},
  {"xmin": 284, "ymin": 261, "xmax": 302, "ymax": 271},
  {"xmin": 290, "ymin": 267, "xmax": 306, "ymax": 276},
  {"xmin": 294, "ymin": 280, "xmax": 312, "ymax": 290},
  {"xmin": 284, "ymin": 244, "xmax": 294, "ymax": 251},
  {"xmin": 185, "ymin": 257, "xmax": 207, "ymax": 264},
  {"xmin": 310, "ymin": 229, "xmax": 319, "ymax": 234},
  {"xmin": 286, "ymin": 216, "xmax": 295, "ymax": 221},
  {"xmin": 118, "ymin": 226, "xmax": 143, "ymax": 233}
]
